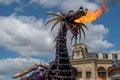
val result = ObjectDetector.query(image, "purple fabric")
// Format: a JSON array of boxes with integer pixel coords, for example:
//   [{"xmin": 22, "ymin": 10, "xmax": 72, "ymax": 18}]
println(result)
[{"xmin": 32, "ymin": 71, "xmax": 44, "ymax": 80}]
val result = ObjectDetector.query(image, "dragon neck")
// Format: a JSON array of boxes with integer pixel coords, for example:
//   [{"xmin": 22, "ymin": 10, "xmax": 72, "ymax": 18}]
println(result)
[
  {"xmin": 55, "ymin": 29, "xmax": 69, "ymax": 60},
  {"xmin": 47, "ymin": 26, "xmax": 76, "ymax": 80}
]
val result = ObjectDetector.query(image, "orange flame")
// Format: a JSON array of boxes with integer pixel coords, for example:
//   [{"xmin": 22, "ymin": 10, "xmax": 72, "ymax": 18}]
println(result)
[{"xmin": 74, "ymin": 0, "xmax": 107, "ymax": 23}]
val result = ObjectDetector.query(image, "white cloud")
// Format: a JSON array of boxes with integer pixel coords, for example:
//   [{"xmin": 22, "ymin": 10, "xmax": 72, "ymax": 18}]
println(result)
[
  {"xmin": 0, "ymin": 75, "xmax": 5, "ymax": 80},
  {"xmin": 0, "ymin": 0, "xmax": 20, "ymax": 5},
  {"xmin": 61, "ymin": 0, "xmax": 98, "ymax": 11},
  {"xmin": 0, "ymin": 15, "xmax": 54, "ymax": 57},
  {"xmin": 0, "ymin": 14, "xmax": 114, "ymax": 57},
  {"xmin": 80, "ymin": 23, "xmax": 114, "ymax": 52},
  {"xmin": 30, "ymin": 0, "xmax": 60, "ymax": 7},
  {"xmin": 30, "ymin": 0, "xmax": 99, "ymax": 11},
  {"xmin": 0, "ymin": 58, "xmax": 44, "ymax": 80},
  {"xmin": 65, "ymin": 23, "xmax": 113, "ymax": 53}
]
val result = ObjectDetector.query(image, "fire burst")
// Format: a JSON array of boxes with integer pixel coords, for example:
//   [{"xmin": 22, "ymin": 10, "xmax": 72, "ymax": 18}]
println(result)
[{"xmin": 74, "ymin": 0, "xmax": 107, "ymax": 23}]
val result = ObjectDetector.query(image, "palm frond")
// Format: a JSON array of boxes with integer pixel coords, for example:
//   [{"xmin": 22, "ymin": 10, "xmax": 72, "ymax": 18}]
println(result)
[
  {"xmin": 79, "ymin": 22, "xmax": 88, "ymax": 29},
  {"xmin": 45, "ymin": 18, "xmax": 59, "ymax": 25},
  {"xmin": 79, "ymin": 27, "xmax": 81, "ymax": 41},
  {"xmin": 47, "ymin": 12, "xmax": 62, "ymax": 18},
  {"xmin": 51, "ymin": 20, "xmax": 60, "ymax": 32},
  {"xmin": 79, "ymin": 26, "xmax": 86, "ymax": 38},
  {"xmin": 70, "ymin": 35, "xmax": 74, "ymax": 44}
]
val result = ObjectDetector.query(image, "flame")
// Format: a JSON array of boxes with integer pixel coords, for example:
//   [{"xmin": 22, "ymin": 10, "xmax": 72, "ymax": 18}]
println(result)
[
  {"xmin": 99, "ymin": 78, "xmax": 105, "ymax": 80},
  {"xmin": 74, "ymin": 0, "xmax": 107, "ymax": 23}
]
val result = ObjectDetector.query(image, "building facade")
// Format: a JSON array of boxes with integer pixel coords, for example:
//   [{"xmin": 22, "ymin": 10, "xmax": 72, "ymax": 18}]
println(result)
[{"xmin": 70, "ymin": 43, "xmax": 120, "ymax": 80}]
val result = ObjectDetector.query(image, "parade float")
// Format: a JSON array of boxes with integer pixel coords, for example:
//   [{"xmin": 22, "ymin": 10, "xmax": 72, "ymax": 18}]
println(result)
[{"xmin": 12, "ymin": 0, "xmax": 107, "ymax": 80}]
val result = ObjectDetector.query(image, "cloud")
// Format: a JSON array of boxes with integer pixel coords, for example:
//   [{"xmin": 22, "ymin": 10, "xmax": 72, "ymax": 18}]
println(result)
[
  {"xmin": 30, "ymin": 0, "xmax": 60, "ymax": 7},
  {"xmin": 0, "ymin": 58, "xmax": 41, "ymax": 75},
  {"xmin": 0, "ymin": 75, "xmax": 5, "ymax": 80},
  {"xmin": 30, "ymin": 0, "xmax": 99, "ymax": 11},
  {"xmin": 61, "ymin": 0, "xmax": 98, "ymax": 11},
  {"xmin": 82, "ymin": 23, "xmax": 114, "ymax": 52},
  {"xmin": 65, "ymin": 23, "xmax": 114, "ymax": 53},
  {"xmin": 0, "ymin": 15, "xmax": 54, "ymax": 57},
  {"xmin": 0, "ymin": 0, "xmax": 20, "ymax": 5},
  {"xmin": 0, "ymin": 14, "xmax": 114, "ymax": 57},
  {"xmin": 0, "ymin": 58, "xmax": 43, "ymax": 80}
]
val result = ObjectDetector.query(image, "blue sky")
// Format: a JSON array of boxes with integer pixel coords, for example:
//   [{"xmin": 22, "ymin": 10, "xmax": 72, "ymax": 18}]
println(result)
[{"xmin": 0, "ymin": 0, "xmax": 120, "ymax": 80}]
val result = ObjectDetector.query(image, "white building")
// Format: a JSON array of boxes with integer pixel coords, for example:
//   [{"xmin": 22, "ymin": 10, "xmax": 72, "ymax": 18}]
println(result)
[{"xmin": 70, "ymin": 43, "xmax": 120, "ymax": 80}]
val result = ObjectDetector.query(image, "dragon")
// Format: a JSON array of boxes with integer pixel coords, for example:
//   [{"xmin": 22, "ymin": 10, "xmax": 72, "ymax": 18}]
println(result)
[
  {"xmin": 45, "ymin": 7, "xmax": 88, "ymax": 80},
  {"xmin": 12, "ymin": 7, "xmax": 88, "ymax": 80}
]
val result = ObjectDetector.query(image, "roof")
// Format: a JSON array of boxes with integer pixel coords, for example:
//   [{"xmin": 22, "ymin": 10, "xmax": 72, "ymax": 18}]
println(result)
[
  {"xmin": 72, "ymin": 43, "xmax": 86, "ymax": 47},
  {"xmin": 107, "ymin": 66, "xmax": 120, "ymax": 73}
]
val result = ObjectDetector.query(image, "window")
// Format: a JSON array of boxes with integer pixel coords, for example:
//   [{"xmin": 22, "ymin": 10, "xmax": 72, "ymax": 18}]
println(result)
[
  {"xmin": 76, "ymin": 67, "xmax": 82, "ymax": 78},
  {"xmin": 86, "ymin": 67, "xmax": 91, "ymax": 78},
  {"xmin": 90, "ymin": 53, "xmax": 98, "ymax": 58},
  {"xmin": 112, "ymin": 54, "xmax": 117, "ymax": 60},
  {"xmin": 98, "ymin": 72, "xmax": 106, "ymax": 78},
  {"xmin": 86, "ymin": 72, "xmax": 91, "ymax": 78},
  {"xmin": 77, "ymin": 72, "xmax": 82, "ymax": 78},
  {"xmin": 76, "ymin": 51, "xmax": 80, "ymax": 56},
  {"xmin": 103, "ymin": 54, "xmax": 108, "ymax": 59},
  {"xmin": 97, "ymin": 67, "xmax": 107, "ymax": 78}
]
